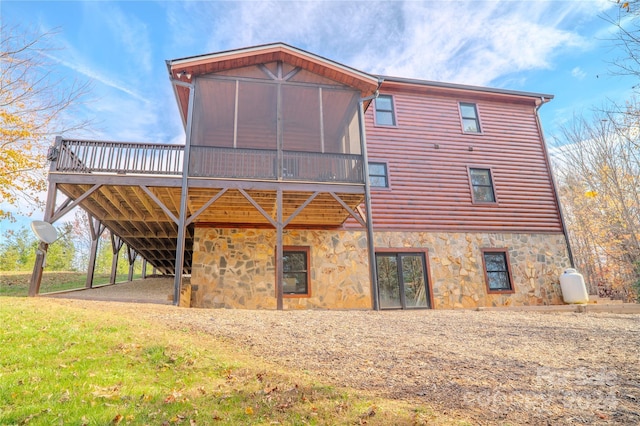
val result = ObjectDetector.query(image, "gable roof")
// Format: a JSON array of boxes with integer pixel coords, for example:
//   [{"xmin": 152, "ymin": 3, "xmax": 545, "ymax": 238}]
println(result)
[{"xmin": 167, "ymin": 43, "xmax": 381, "ymax": 124}]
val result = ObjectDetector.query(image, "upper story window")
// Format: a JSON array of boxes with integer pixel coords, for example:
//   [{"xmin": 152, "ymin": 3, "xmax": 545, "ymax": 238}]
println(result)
[
  {"xmin": 369, "ymin": 162, "xmax": 388, "ymax": 188},
  {"xmin": 282, "ymin": 247, "xmax": 310, "ymax": 297},
  {"xmin": 469, "ymin": 168, "xmax": 496, "ymax": 203},
  {"xmin": 482, "ymin": 249, "xmax": 514, "ymax": 293},
  {"xmin": 375, "ymin": 95, "xmax": 396, "ymax": 126},
  {"xmin": 460, "ymin": 102, "xmax": 481, "ymax": 133}
]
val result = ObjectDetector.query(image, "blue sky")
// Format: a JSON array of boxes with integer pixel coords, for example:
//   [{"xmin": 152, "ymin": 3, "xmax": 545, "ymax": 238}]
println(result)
[{"xmin": 1, "ymin": 0, "xmax": 637, "ymax": 233}]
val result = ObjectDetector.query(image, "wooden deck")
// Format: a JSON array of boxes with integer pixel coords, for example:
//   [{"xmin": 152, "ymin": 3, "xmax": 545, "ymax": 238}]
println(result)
[{"xmin": 46, "ymin": 138, "xmax": 366, "ymax": 276}]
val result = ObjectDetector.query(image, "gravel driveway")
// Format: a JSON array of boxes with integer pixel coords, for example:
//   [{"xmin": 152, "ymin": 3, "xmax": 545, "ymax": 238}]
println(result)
[{"xmin": 48, "ymin": 278, "xmax": 640, "ymax": 425}]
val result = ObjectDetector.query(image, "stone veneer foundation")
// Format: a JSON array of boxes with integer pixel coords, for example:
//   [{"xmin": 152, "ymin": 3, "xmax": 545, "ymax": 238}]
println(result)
[{"xmin": 190, "ymin": 227, "xmax": 571, "ymax": 309}]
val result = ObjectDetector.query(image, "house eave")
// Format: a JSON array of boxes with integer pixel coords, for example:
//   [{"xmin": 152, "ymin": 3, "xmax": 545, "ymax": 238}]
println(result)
[{"xmin": 378, "ymin": 75, "xmax": 554, "ymax": 103}]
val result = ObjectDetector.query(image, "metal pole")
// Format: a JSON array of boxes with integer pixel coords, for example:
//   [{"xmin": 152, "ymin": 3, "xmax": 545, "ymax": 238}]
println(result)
[
  {"xmin": 535, "ymin": 98, "xmax": 575, "ymax": 268},
  {"xmin": 276, "ymin": 188, "xmax": 284, "ymax": 310},
  {"xmin": 358, "ymin": 100, "xmax": 379, "ymax": 310},
  {"xmin": 173, "ymin": 79, "xmax": 196, "ymax": 306}
]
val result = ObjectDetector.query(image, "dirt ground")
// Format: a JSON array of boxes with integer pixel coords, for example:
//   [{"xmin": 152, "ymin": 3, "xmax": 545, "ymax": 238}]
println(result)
[{"xmin": 45, "ymin": 278, "xmax": 640, "ymax": 425}]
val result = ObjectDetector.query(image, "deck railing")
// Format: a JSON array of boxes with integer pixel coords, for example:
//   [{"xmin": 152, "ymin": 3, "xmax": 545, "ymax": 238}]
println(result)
[
  {"xmin": 54, "ymin": 139, "xmax": 364, "ymax": 184},
  {"xmin": 55, "ymin": 139, "xmax": 184, "ymax": 175},
  {"xmin": 190, "ymin": 146, "xmax": 364, "ymax": 183}
]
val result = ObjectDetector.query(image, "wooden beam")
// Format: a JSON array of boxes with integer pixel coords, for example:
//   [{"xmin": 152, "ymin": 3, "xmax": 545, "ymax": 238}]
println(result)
[
  {"xmin": 113, "ymin": 185, "xmax": 146, "ymax": 220},
  {"xmin": 140, "ymin": 185, "xmax": 179, "ymax": 224},
  {"xmin": 329, "ymin": 192, "xmax": 366, "ymax": 227},
  {"xmin": 186, "ymin": 188, "xmax": 228, "ymax": 225},
  {"xmin": 49, "ymin": 172, "xmax": 182, "ymax": 187},
  {"xmin": 187, "ymin": 177, "xmax": 365, "ymax": 194},
  {"xmin": 238, "ymin": 188, "xmax": 277, "ymax": 227},
  {"xmin": 283, "ymin": 191, "xmax": 319, "ymax": 227},
  {"xmin": 50, "ymin": 184, "xmax": 102, "ymax": 223},
  {"xmin": 131, "ymin": 186, "xmax": 160, "ymax": 219}
]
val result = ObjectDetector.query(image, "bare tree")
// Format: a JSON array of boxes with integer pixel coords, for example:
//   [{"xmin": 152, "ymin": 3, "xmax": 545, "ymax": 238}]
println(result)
[
  {"xmin": 604, "ymin": 1, "xmax": 640, "ymax": 83},
  {"xmin": 0, "ymin": 24, "xmax": 91, "ymax": 221},
  {"xmin": 552, "ymin": 104, "xmax": 640, "ymax": 300}
]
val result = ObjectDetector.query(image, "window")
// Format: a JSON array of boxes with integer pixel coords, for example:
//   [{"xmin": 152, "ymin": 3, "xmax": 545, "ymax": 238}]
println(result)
[
  {"xmin": 282, "ymin": 247, "xmax": 310, "ymax": 296},
  {"xmin": 460, "ymin": 102, "xmax": 481, "ymax": 133},
  {"xmin": 368, "ymin": 162, "xmax": 388, "ymax": 187},
  {"xmin": 376, "ymin": 252, "xmax": 430, "ymax": 309},
  {"xmin": 469, "ymin": 168, "xmax": 496, "ymax": 203},
  {"xmin": 482, "ymin": 249, "xmax": 514, "ymax": 293},
  {"xmin": 375, "ymin": 95, "xmax": 396, "ymax": 126}
]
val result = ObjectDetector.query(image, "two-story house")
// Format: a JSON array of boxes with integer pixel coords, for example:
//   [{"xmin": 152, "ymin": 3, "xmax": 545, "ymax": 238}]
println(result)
[{"xmin": 29, "ymin": 43, "xmax": 572, "ymax": 309}]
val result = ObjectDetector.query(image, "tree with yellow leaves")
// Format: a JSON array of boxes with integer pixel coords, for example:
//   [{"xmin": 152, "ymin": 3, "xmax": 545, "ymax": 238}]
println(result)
[{"xmin": 0, "ymin": 25, "xmax": 90, "ymax": 220}]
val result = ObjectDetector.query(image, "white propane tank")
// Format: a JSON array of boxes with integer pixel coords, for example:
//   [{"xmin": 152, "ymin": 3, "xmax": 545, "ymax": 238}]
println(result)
[{"xmin": 559, "ymin": 268, "xmax": 589, "ymax": 304}]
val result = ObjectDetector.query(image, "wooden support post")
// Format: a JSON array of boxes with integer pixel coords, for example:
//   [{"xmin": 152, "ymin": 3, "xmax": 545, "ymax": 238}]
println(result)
[
  {"xmin": 29, "ymin": 242, "xmax": 49, "ymax": 297},
  {"xmin": 276, "ymin": 189, "xmax": 284, "ymax": 310},
  {"xmin": 29, "ymin": 137, "xmax": 61, "ymax": 297},
  {"xmin": 142, "ymin": 258, "xmax": 147, "ymax": 279},
  {"xmin": 126, "ymin": 244, "xmax": 137, "ymax": 282},
  {"xmin": 29, "ymin": 194, "xmax": 56, "ymax": 296},
  {"xmin": 110, "ymin": 233, "xmax": 123, "ymax": 285},
  {"xmin": 86, "ymin": 214, "xmax": 106, "ymax": 289}
]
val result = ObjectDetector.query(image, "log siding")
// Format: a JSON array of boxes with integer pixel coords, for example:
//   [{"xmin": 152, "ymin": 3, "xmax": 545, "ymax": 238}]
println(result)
[{"xmin": 363, "ymin": 84, "xmax": 563, "ymax": 233}]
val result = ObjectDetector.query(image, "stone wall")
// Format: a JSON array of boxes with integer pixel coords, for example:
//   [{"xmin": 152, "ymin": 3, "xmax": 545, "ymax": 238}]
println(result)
[
  {"xmin": 191, "ymin": 228, "xmax": 371, "ymax": 309},
  {"xmin": 191, "ymin": 227, "xmax": 570, "ymax": 309},
  {"xmin": 373, "ymin": 232, "xmax": 571, "ymax": 308}
]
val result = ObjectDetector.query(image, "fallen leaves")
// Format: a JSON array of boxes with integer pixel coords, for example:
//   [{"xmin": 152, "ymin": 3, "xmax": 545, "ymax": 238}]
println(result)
[
  {"xmin": 91, "ymin": 385, "xmax": 121, "ymax": 400},
  {"xmin": 163, "ymin": 390, "xmax": 187, "ymax": 404}
]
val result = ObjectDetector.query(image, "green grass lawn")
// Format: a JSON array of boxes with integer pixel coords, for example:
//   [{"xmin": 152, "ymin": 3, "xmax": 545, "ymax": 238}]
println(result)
[
  {"xmin": 0, "ymin": 271, "xmax": 142, "ymax": 297},
  {"xmin": 0, "ymin": 297, "xmax": 451, "ymax": 425}
]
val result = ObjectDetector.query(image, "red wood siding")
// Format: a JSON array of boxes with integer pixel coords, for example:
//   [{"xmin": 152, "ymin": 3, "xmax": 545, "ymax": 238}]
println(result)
[{"xmin": 363, "ymin": 84, "xmax": 563, "ymax": 233}]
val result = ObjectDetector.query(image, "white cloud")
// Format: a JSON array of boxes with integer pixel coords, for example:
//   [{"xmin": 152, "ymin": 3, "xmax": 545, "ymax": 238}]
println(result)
[
  {"xmin": 571, "ymin": 67, "xmax": 587, "ymax": 80},
  {"xmin": 81, "ymin": 1, "xmax": 154, "ymax": 74},
  {"xmin": 42, "ymin": 50, "xmax": 150, "ymax": 104},
  {"xmin": 167, "ymin": 1, "xmax": 598, "ymax": 88}
]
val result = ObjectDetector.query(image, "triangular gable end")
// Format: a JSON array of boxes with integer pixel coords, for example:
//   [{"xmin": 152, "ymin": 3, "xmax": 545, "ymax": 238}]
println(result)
[{"xmin": 166, "ymin": 43, "xmax": 380, "ymax": 126}]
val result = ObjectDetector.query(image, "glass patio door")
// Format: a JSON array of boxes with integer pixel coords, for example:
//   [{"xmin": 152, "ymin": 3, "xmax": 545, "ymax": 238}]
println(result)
[{"xmin": 376, "ymin": 253, "xmax": 430, "ymax": 309}]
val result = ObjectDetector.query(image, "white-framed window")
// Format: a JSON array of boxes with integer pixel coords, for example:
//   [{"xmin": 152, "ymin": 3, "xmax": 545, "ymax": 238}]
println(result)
[
  {"xmin": 375, "ymin": 95, "xmax": 396, "ymax": 126},
  {"xmin": 460, "ymin": 102, "xmax": 481, "ymax": 133}
]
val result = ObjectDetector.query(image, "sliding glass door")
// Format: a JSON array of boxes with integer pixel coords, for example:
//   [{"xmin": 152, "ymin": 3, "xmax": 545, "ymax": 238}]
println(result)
[{"xmin": 376, "ymin": 252, "xmax": 430, "ymax": 309}]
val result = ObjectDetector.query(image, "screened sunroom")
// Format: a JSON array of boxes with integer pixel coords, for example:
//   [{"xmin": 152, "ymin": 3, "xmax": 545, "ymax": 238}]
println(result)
[{"xmin": 188, "ymin": 62, "xmax": 365, "ymax": 183}]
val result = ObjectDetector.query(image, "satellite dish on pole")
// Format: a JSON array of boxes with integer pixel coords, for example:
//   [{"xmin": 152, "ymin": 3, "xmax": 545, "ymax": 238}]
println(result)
[{"xmin": 31, "ymin": 221, "xmax": 58, "ymax": 244}]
